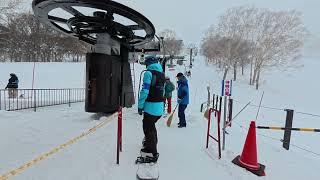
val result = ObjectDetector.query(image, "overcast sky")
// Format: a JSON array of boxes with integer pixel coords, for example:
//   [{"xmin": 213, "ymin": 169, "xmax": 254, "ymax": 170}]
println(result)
[{"xmin": 23, "ymin": 0, "xmax": 320, "ymax": 45}]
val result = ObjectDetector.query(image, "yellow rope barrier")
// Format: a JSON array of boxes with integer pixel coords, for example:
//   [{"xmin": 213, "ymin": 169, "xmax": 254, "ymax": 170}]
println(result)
[
  {"xmin": 0, "ymin": 113, "xmax": 117, "ymax": 180},
  {"xmin": 257, "ymin": 126, "xmax": 320, "ymax": 132}
]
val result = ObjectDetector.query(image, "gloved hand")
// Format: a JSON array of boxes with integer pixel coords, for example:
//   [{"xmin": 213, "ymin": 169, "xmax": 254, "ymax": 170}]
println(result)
[
  {"xmin": 138, "ymin": 108, "xmax": 143, "ymax": 115},
  {"xmin": 177, "ymin": 98, "xmax": 182, "ymax": 104}
]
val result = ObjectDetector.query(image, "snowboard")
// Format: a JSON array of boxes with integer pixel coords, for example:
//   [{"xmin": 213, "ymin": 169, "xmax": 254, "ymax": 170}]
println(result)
[{"xmin": 136, "ymin": 162, "xmax": 159, "ymax": 180}]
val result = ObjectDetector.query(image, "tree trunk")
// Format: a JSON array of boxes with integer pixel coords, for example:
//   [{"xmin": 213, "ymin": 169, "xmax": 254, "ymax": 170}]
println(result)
[
  {"xmin": 233, "ymin": 63, "xmax": 237, "ymax": 81},
  {"xmin": 241, "ymin": 64, "xmax": 244, "ymax": 75},
  {"xmin": 255, "ymin": 68, "xmax": 261, "ymax": 90},
  {"xmin": 223, "ymin": 67, "xmax": 229, "ymax": 80},
  {"xmin": 10, "ymin": 52, "xmax": 13, "ymax": 62},
  {"xmin": 252, "ymin": 67, "xmax": 258, "ymax": 86},
  {"xmin": 249, "ymin": 60, "xmax": 253, "ymax": 85}
]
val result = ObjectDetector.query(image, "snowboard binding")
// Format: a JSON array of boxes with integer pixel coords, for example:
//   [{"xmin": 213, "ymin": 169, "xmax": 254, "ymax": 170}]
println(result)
[{"xmin": 135, "ymin": 154, "xmax": 159, "ymax": 164}]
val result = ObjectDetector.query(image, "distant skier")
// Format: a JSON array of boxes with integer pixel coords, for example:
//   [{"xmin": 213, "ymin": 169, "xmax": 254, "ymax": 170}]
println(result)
[
  {"xmin": 176, "ymin": 72, "xmax": 189, "ymax": 128},
  {"xmin": 5, "ymin": 73, "xmax": 19, "ymax": 98},
  {"xmin": 186, "ymin": 70, "xmax": 191, "ymax": 77},
  {"xmin": 164, "ymin": 77, "xmax": 175, "ymax": 114},
  {"xmin": 137, "ymin": 55, "xmax": 165, "ymax": 163}
]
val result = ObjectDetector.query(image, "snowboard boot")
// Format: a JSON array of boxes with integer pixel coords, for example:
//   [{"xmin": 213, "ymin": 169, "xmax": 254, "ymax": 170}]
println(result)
[{"xmin": 142, "ymin": 137, "xmax": 146, "ymax": 148}]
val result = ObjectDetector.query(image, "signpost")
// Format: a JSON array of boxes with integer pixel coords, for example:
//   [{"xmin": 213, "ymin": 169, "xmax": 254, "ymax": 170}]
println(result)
[
  {"xmin": 221, "ymin": 80, "xmax": 232, "ymax": 97},
  {"xmin": 221, "ymin": 80, "xmax": 232, "ymax": 150}
]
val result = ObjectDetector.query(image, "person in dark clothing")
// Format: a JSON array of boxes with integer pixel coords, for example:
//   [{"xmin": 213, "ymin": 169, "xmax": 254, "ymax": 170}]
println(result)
[
  {"xmin": 164, "ymin": 77, "xmax": 175, "ymax": 114},
  {"xmin": 176, "ymin": 72, "xmax": 189, "ymax": 128},
  {"xmin": 186, "ymin": 70, "xmax": 191, "ymax": 77},
  {"xmin": 137, "ymin": 55, "xmax": 165, "ymax": 162},
  {"xmin": 5, "ymin": 73, "xmax": 19, "ymax": 98}
]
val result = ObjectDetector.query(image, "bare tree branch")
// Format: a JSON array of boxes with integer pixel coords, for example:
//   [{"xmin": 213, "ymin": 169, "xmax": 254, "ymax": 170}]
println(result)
[{"xmin": 201, "ymin": 6, "xmax": 307, "ymax": 89}]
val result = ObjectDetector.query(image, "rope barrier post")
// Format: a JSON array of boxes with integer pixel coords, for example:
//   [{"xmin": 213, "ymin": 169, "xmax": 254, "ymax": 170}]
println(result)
[
  {"xmin": 222, "ymin": 95, "xmax": 227, "ymax": 150},
  {"xmin": 33, "ymin": 89, "xmax": 37, "ymax": 112},
  {"xmin": 216, "ymin": 95, "xmax": 219, "ymax": 110},
  {"xmin": 212, "ymin": 94, "xmax": 215, "ymax": 109},
  {"xmin": 217, "ymin": 110, "xmax": 222, "ymax": 159},
  {"xmin": 207, "ymin": 86, "xmax": 211, "ymax": 108},
  {"xmin": 283, "ymin": 109, "xmax": 294, "ymax": 150},
  {"xmin": 221, "ymin": 80, "xmax": 224, "ymax": 96},
  {"xmin": 206, "ymin": 108, "xmax": 212, "ymax": 149},
  {"xmin": 120, "ymin": 107, "xmax": 123, "ymax": 152},
  {"xmin": 117, "ymin": 106, "xmax": 123, "ymax": 164},
  {"xmin": 205, "ymin": 108, "xmax": 222, "ymax": 159},
  {"xmin": 221, "ymin": 80, "xmax": 231, "ymax": 151},
  {"xmin": 227, "ymin": 98, "xmax": 233, "ymax": 127},
  {"xmin": 68, "ymin": 89, "xmax": 71, "ymax": 107},
  {"xmin": 213, "ymin": 94, "xmax": 217, "ymax": 116}
]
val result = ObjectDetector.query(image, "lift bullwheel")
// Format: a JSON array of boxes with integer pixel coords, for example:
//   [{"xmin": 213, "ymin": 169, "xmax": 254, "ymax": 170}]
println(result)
[{"xmin": 32, "ymin": 0, "xmax": 155, "ymax": 46}]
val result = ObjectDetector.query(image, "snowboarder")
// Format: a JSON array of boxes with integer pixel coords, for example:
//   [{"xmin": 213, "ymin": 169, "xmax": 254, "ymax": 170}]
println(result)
[
  {"xmin": 137, "ymin": 55, "xmax": 165, "ymax": 163},
  {"xmin": 5, "ymin": 73, "xmax": 19, "ymax": 98},
  {"xmin": 164, "ymin": 77, "xmax": 175, "ymax": 114},
  {"xmin": 176, "ymin": 72, "xmax": 189, "ymax": 128}
]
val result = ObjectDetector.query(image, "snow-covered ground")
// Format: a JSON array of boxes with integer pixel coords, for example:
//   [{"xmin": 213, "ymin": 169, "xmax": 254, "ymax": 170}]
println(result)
[{"xmin": 0, "ymin": 55, "xmax": 319, "ymax": 180}]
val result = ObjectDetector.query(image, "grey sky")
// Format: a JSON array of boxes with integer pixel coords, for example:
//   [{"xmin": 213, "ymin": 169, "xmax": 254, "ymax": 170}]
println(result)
[{"xmin": 23, "ymin": 0, "xmax": 320, "ymax": 45}]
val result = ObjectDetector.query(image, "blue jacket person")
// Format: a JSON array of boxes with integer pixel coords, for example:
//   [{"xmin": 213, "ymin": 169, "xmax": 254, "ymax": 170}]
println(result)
[
  {"xmin": 138, "ymin": 56, "xmax": 165, "ymax": 162},
  {"xmin": 176, "ymin": 72, "xmax": 189, "ymax": 128}
]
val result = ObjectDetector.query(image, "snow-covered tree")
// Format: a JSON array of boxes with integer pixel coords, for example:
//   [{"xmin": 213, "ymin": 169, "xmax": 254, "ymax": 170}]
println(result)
[
  {"xmin": 201, "ymin": 6, "xmax": 308, "ymax": 89},
  {"xmin": 159, "ymin": 29, "xmax": 184, "ymax": 57}
]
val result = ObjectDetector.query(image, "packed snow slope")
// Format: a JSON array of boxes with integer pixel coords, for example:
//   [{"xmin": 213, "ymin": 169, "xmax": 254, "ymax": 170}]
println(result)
[{"xmin": 0, "ymin": 56, "xmax": 319, "ymax": 180}]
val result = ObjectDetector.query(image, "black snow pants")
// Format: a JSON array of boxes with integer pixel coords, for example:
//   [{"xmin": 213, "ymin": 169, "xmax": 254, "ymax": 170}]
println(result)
[{"xmin": 143, "ymin": 112, "xmax": 161, "ymax": 154}]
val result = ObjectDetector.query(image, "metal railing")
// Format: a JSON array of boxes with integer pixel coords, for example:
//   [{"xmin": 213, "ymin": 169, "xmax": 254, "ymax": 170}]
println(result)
[{"xmin": 0, "ymin": 88, "xmax": 85, "ymax": 111}]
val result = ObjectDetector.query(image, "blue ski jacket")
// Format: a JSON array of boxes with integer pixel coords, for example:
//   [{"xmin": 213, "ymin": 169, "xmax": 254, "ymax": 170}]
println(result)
[
  {"xmin": 177, "ymin": 76, "xmax": 189, "ymax": 105},
  {"xmin": 138, "ymin": 63, "xmax": 164, "ymax": 116}
]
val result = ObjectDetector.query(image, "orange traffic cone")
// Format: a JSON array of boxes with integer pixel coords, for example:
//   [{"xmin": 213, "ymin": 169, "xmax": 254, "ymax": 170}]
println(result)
[{"xmin": 232, "ymin": 121, "xmax": 266, "ymax": 176}]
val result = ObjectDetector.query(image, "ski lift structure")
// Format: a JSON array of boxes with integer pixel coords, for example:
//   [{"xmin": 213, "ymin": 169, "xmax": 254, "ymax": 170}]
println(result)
[
  {"xmin": 162, "ymin": 55, "xmax": 184, "ymax": 71},
  {"xmin": 32, "ymin": 0, "xmax": 162, "ymax": 113},
  {"xmin": 176, "ymin": 57, "xmax": 186, "ymax": 66}
]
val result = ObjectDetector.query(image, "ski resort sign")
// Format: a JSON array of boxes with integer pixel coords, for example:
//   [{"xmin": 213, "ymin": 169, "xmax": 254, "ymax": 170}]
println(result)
[{"xmin": 221, "ymin": 80, "xmax": 232, "ymax": 96}]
